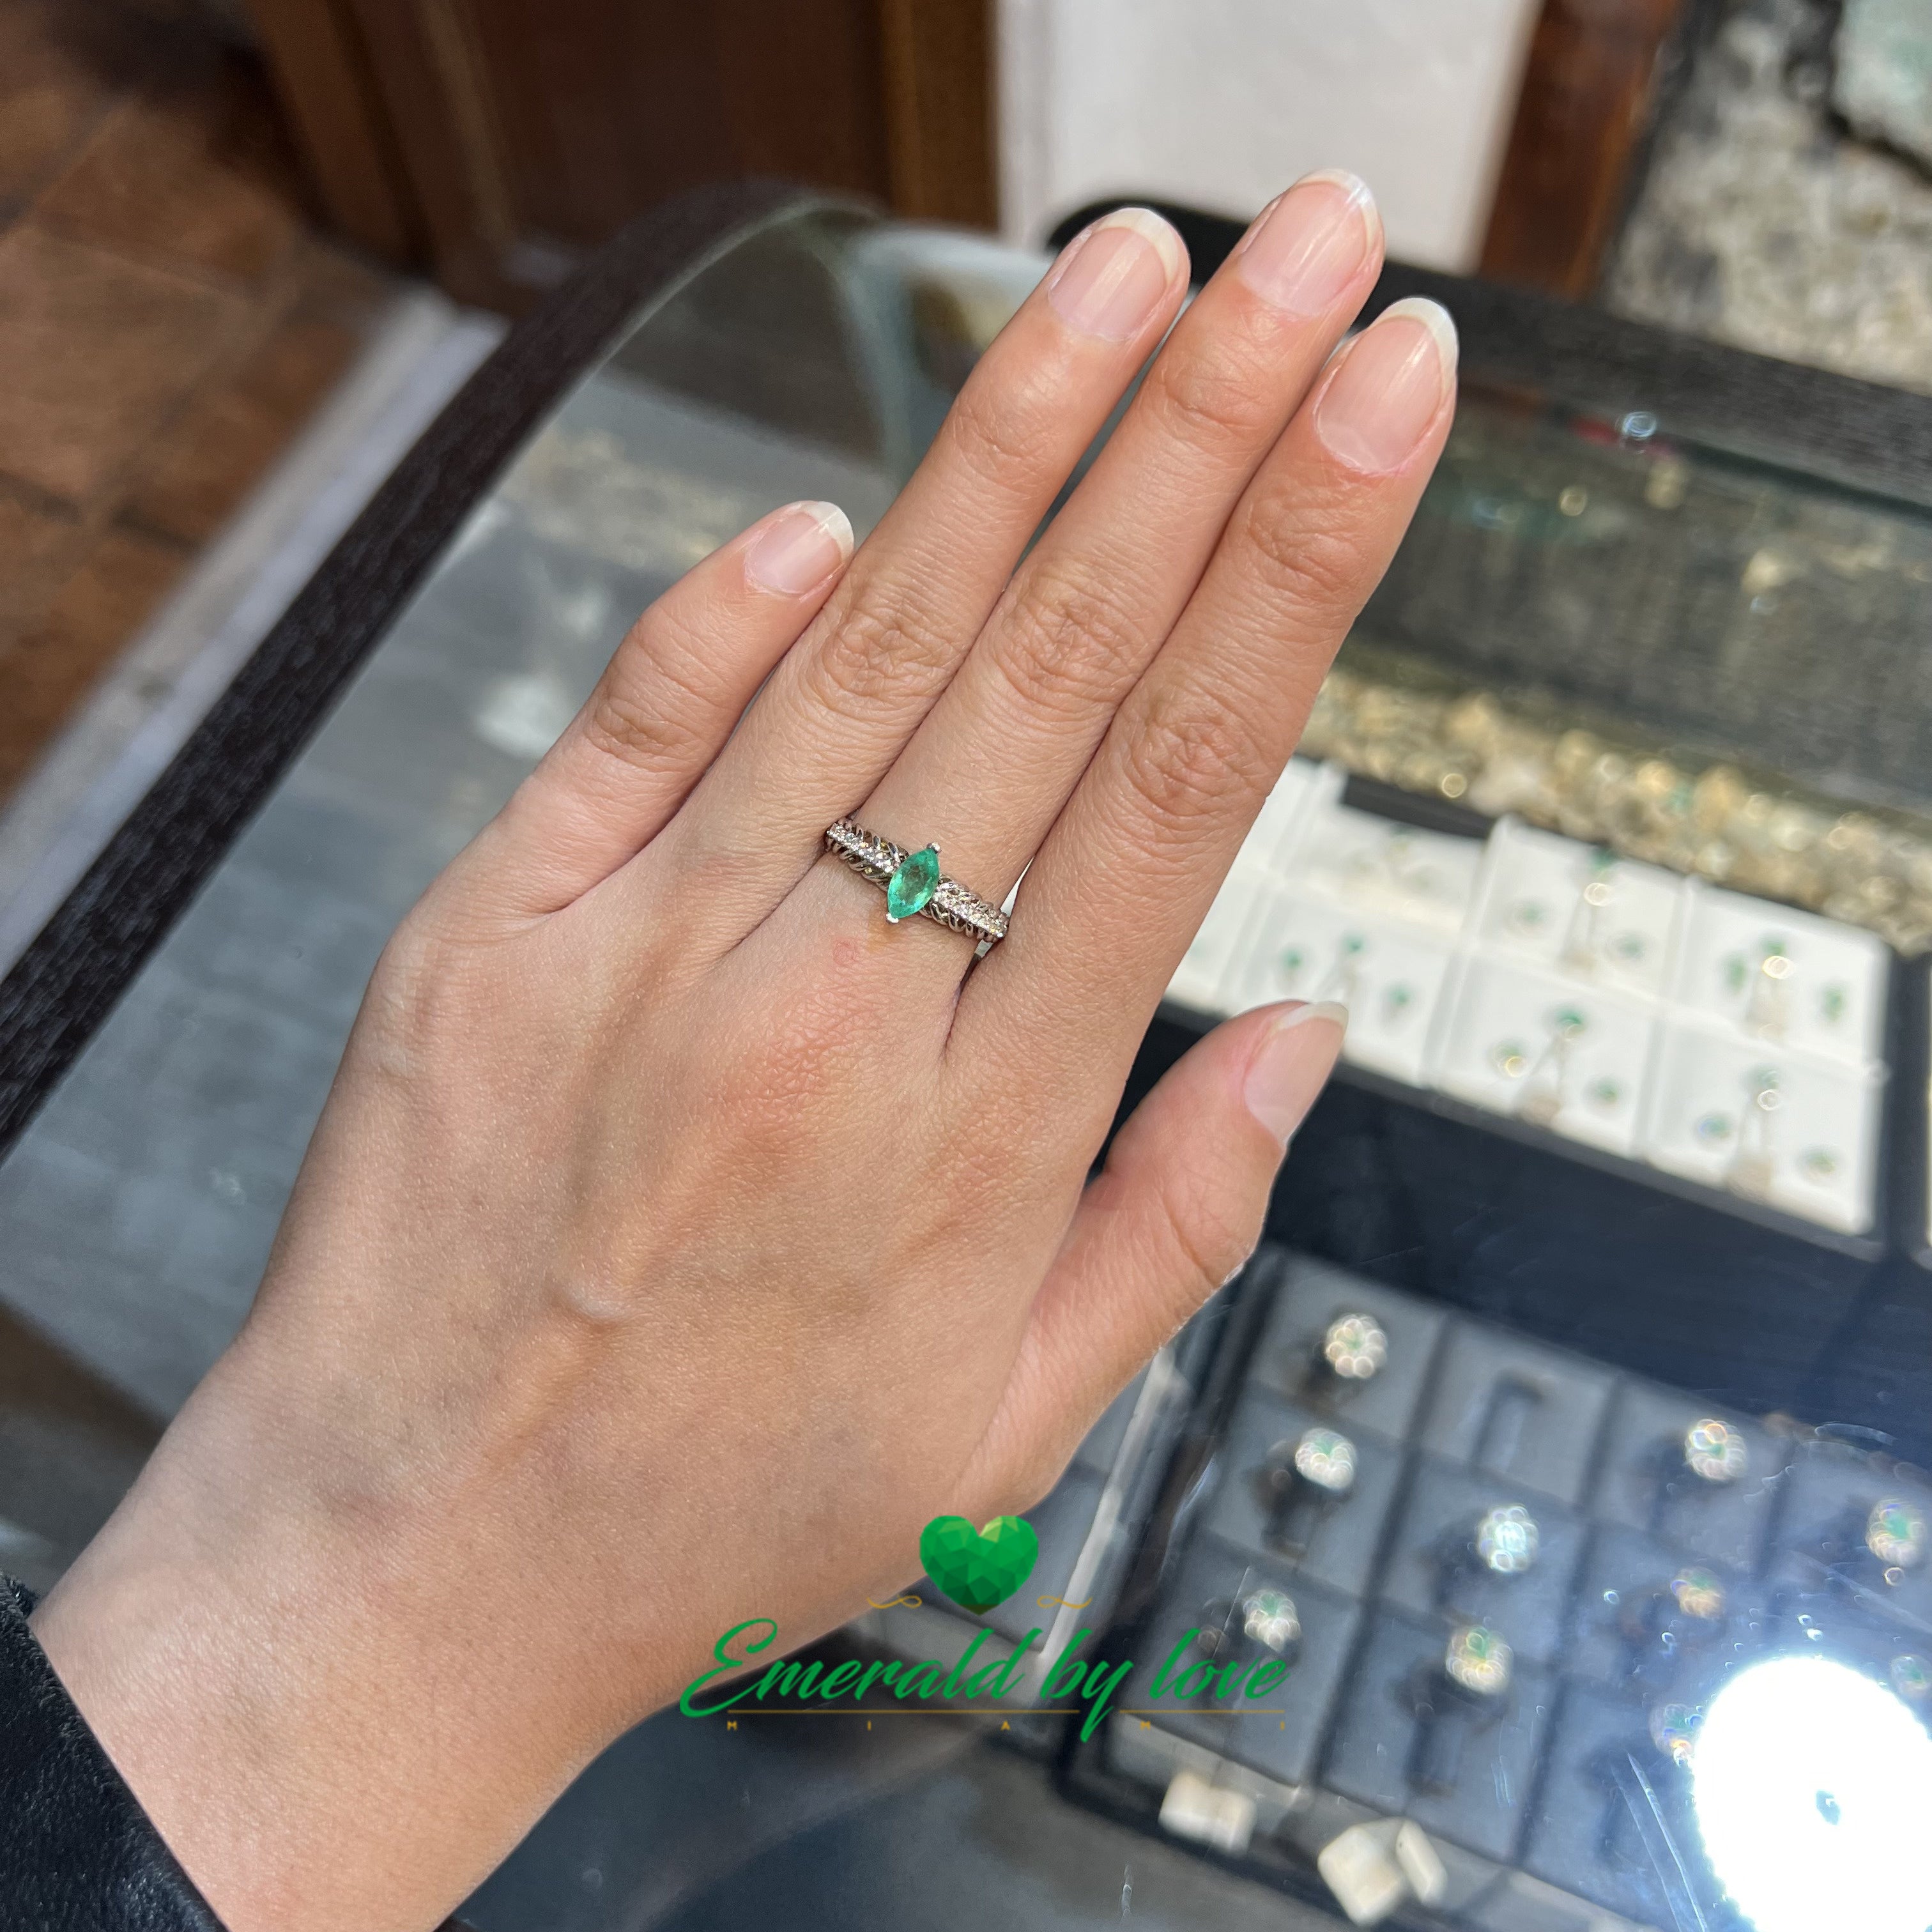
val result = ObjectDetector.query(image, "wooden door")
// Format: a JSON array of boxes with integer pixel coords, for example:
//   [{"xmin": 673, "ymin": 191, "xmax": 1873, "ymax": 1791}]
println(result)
[{"xmin": 243, "ymin": 0, "xmax": 995, "ymax": 309}]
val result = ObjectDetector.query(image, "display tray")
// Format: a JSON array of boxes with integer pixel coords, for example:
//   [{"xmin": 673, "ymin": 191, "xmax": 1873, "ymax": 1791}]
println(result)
[
  {"xmin": 1165, "ymin": 761, "xmax": 1912, "ymax": 1257},
  {"xmin": 1060, "ymin": 1246, "xmax": 1932, "ymax": 1932}
]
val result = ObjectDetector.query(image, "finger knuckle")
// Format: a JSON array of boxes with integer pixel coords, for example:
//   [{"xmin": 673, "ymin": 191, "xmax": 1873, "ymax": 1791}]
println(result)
[
  {"xmin": 1238, "ymin": 488, "xmax": 1369, "ymax": 615},
  {"xmin": 1146, "ymin": 344, "xmax": 1275, "ymax": 453},
  {"xmin": 582, "ymin": 678, "xmax": 709, "ymax": 776},
  {"xmin": 943, "ymin": 367, "xmax": 1065, "ymax": 500},
  {"xmin": 806, "ymin": 586, "xmax": 956, "ymax": 721},
  {"xmin": 988, "ymin": 563, "xmax": 1149, "ymax": 722},
  {"xmin": 358, "ymin": 921, "xmax": 482, "ymax": 1081},
  {"xmin": 1118, "ymin": 683, "xmax": 1267, "ymax": 839}
]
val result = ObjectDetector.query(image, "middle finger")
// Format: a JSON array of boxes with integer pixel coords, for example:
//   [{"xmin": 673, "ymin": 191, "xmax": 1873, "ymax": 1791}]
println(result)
[{"xmin": 823, "ymin": 172, "xmax": 1383, "ymax": 966}]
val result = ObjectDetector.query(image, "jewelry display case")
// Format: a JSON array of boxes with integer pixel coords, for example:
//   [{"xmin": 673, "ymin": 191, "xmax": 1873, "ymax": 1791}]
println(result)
[
  {"xmin": 3, "ymin": 184, "xmax": 1932, "ymax": 1931},
  {"xmin": 1070, "ymin": 1243, "xmax": 1932, "ymax": 1930},
  {"xmin": 1172, "ymin": 762, "xmax": 1894, "ymax": 1235}
]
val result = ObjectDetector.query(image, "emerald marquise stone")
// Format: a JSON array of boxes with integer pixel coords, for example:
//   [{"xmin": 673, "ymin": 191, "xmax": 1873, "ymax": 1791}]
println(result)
[{"xmin": 885, "ymin": 845, "xmax": 940, "ymax": 923}]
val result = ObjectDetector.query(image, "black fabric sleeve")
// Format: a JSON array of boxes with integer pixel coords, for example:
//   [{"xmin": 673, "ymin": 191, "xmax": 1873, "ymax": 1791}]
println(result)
[{"xmin": 0, "ymin": 1575, "xmax": 224, "ymax": 1932}]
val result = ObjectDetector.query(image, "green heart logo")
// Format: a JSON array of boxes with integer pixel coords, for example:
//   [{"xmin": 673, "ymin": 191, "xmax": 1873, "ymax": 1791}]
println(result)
[{"xmin": 919, "ymin": 1514, "xmax": 1040, "ymax": 1615}]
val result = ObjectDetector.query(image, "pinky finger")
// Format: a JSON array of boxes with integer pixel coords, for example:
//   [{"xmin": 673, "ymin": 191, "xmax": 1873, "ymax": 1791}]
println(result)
[
  {"xmin": 460, "ymin": 498, "xmax": 854, "ymax": 919},
  {"xmin": 963, "ymin": 1000, "xmax": 1345, "ymax": 1510}
]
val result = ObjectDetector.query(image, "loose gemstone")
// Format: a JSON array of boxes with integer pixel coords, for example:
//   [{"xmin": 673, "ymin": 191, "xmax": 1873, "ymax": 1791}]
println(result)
[{"xmin": 885, "ymin": 845, "xmax": 940, "ymax": 922}]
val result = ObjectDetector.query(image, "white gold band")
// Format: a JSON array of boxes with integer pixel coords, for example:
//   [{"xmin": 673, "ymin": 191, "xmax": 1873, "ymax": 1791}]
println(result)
[{"xmin": 823, "ymin": 818, "xmax": 1009, "ymax": 947}]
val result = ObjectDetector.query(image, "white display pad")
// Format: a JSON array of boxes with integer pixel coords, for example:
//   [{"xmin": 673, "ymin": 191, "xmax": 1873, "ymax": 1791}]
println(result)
[
  {"xmin": 1673, "ymin": 884, "xmax": 1889, "ymax": 1071},
  {"xmin": 1474, "ymin": 818, "xmax": 1685, "ymax": 1000},
  {"xmin": 1434, "ymin": 959, "xmax": 1659, "ymax": 1158},
  {"xmin": 1230, "ymin": 893, "xmax": 1457, "ymax": 1086},
  {"xmin": 1643, "ymin": 1024, "xmax": 1883, "ymax": 1234},
  {"xmin": 1165, "ymin": 769, "xmax": 1894, "ymax": 1236}
]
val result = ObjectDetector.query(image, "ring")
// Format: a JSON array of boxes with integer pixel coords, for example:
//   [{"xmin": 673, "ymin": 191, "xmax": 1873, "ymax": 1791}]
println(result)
[
  {"xmin": 1239, "ymin": 1586, "xmax": 1302, "ymax": 1657},
  {"xmin": 1292, "ymin": 1426, "xmax": 1358, "ymax": 1497},
  {"xmin": 1444, "ymin": 1623, "xmax": 1512, "ymax": 1697},
  {"xmin": 1321, "ymin": 1312, "xmax": 1388, "ymax": 1381},
  {"xmin": 1683, "ymin": 1416, "xmax": 1749, "ymax": 1485},
  {"xmin": 824, "ymin": 819, "xmax": 1009, "ymax": 947},
  {"xmin": 1474, "ymin": 1503, "xmax": 1538, "ymax": 1575},
  {"xmin": 1867, "ymin": 1496, "xmax": 1928, "ymax": 1570}
]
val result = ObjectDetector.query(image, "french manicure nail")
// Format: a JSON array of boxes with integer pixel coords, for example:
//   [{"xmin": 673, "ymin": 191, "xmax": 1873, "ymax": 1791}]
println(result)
[
  {"xmin": 1312, "ymin": 296, "xmax": 1457, "ymax": 473},
  {"xmin": 1236, "ymin": 170, "xmax": 1379, "ymax": 316},
  {"xmin": 744, "ymin": 500, "xmax": 854, "ymax": 595},
  {"xmin": 1245, "ymin": 1000, "xmax": 1348, "ymax": 1147},
  {"xmin": 1046, "ymin": 207, "xmax": 1186, "ymax": 342}
]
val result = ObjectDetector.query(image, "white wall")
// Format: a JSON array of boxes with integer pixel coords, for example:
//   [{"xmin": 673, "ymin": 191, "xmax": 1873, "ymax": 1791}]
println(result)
[{"xmin": 999, "ymin": 0, "xmax": 1541, "ymax": 272}]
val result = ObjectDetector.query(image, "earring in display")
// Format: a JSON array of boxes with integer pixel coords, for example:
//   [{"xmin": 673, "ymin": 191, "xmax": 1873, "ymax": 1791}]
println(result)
[
  {"xmin": 1606, "ymin": 928, "xmax": 1650, "ymax": 972},
  {"xmin": 1867, "ymin": 1497, "xmax": 1929, "ymax": 1572},
  {"xmin": 1724, "ymin": 1066, "xmax": 1781, "ymax": 1200},
  {"xmin": 1189, "ymin": 1585, "xmax": 1301, "ymax": 1696},
  {"xmin": 1729, "ymin": 938, "xmax": 1792, "ymax": 1041},
  {"xmin": 1321, "ymin": 1312, "xmax": 1388, "ymax": 1383},
  {"xmin": 1820, "ymin": 983, "xmax": 1849, "ymax": 1031},
  {"xmin": 1349, "ymin": 827, "xmax": 1440, "ymax": 909},
  {"xmin": 1683, "ymin": 1417, "xmax": 1749, "ymax": 1485},
  {"xmin": 1506, "ymin": 896, "xmax": 1549, "ymax": 940},
  {"xmin": 1312, "ymin": 931, "xmax": 1367, "ymax": 1006},
  {"xmin": 1473, "ymin": 1503, "xmax": 1540, "ymax": 1576},
  {"xmin": 1515, "ymin": 1006, "xmax": 1588, "ymax": 1128},
  {"xmin": 1274, "ymin": 943, "xmax": 1308, "ymax": 993},
  {"xmin": 1586, "ymin": 1075, "xmax": 1624, "ymax": 1115},
  {"xmin": 1798, "ymin": 1146, "xmax": 1841, "ymax": 1187},
  {"xmin": 1380, "ymin": 981, "xmax": 1416, "ymax": 1030},
  {"xmin": 1559, "ymin": 849, "xmax": 1619, "ymax": 975}
]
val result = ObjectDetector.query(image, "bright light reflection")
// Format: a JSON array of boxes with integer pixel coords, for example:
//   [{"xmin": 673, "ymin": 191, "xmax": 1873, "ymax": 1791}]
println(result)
[{"xmin": 1692, "ymin": 1654, "xmax": 1932, "ymax": 1932}]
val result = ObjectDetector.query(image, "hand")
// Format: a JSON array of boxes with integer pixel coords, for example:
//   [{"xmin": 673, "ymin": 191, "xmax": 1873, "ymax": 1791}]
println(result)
[{"xmin": 33, "ymin": 178, "xmax": 1451, "ymax": 1932}]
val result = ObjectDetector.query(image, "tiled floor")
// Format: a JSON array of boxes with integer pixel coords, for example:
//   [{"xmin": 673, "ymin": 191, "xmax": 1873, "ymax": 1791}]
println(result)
[{"xmin": 0, "ymin": 0, "xmax": 394, "ymax": 802}]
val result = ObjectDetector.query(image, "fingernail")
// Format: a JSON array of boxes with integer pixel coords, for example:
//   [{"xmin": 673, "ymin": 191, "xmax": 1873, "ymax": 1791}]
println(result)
[
  {"xmin": 1244, "ymin": 1000, "xmax": 1347, "ymax": 1147},
  {"xmin": 744, "ymin": 500, "xmax": 854, "ymax": 595},
  {"xmin": 1235, "ymin": 170, "xmax": 1379, "ymax": 316},
  {"xmin": 1312, "ymin": 296, "xmax": 1457, "ymax": 473},
  {"xmin": 1046, "ymin": 207, "xmax": 1186, "ymax": 342}
]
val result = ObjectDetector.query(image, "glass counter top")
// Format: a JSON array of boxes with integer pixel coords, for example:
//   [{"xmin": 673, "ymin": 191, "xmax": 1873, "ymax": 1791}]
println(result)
[{"xmin": 4, "ymin": 195, "xmax": 1932, "ymax": 1932}]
